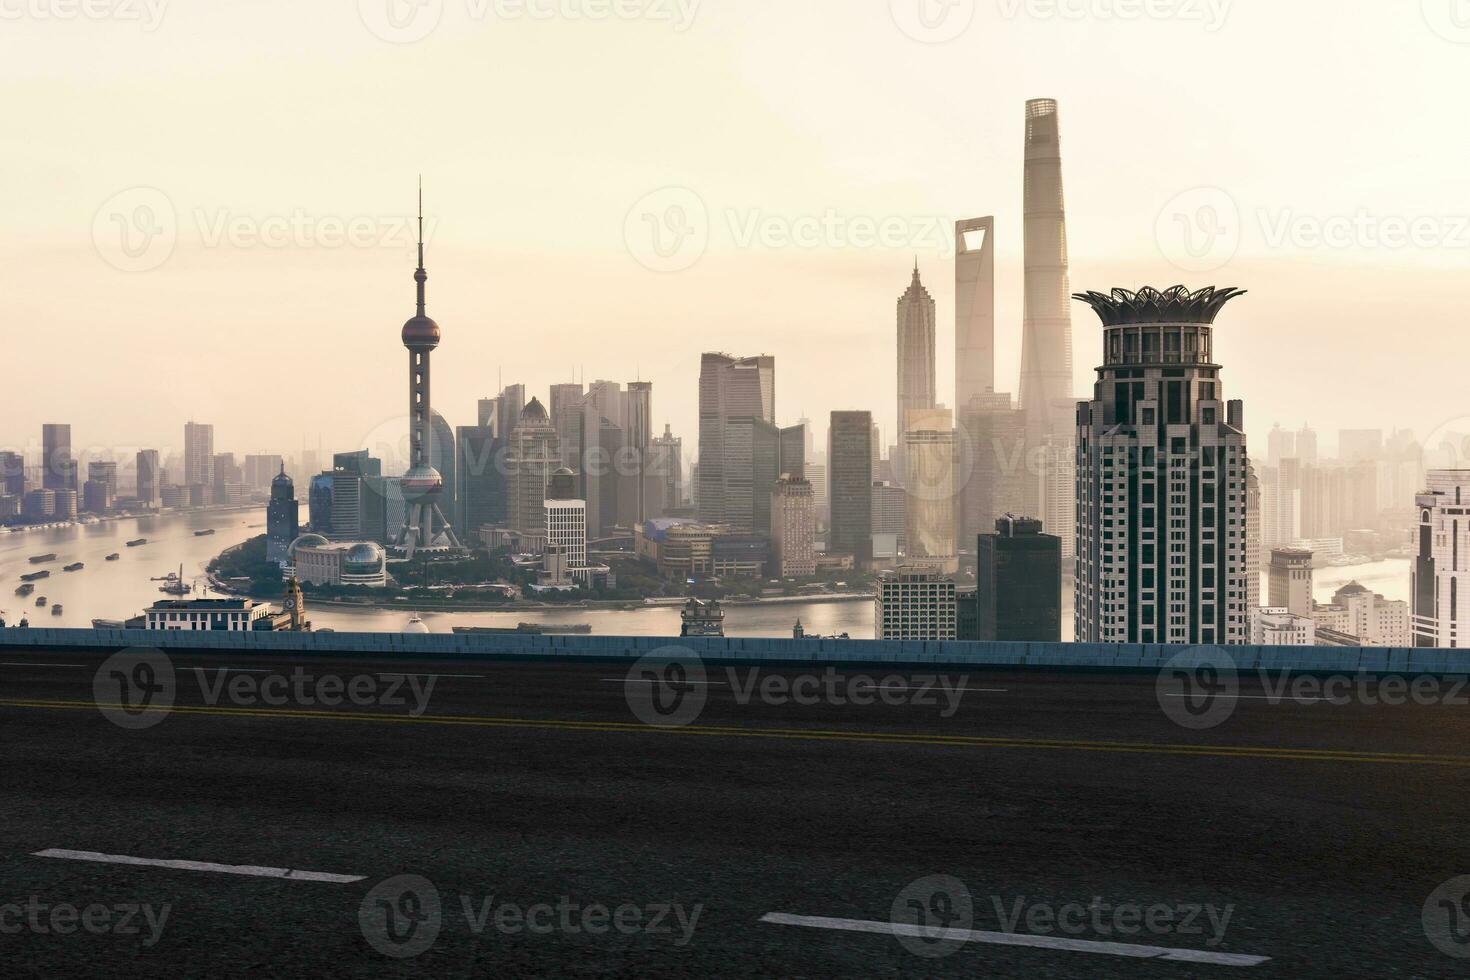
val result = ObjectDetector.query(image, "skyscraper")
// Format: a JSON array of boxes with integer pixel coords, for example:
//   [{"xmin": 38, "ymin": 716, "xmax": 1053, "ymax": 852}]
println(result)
[
  {"xmin": 954, "ymin": 217, "xmax": 996, "ymax": 416},
  {"xmin": 1074, "ymin": 286, "xmax": 1251, "ymax": 645},
  {"xmin": 903, "ymin": 406, "xmax": 957, "ymax": 573},
  {"xmin": 958, "ymin": 393, "xmax": 1028, "ymax": 551},
  {"xmin": 896, "ymin": 263, "xmax": 936, "ymax": 477},
  {"xmin": 627, "ymin": 381, "xmax": 654, "ymax": 525},
  {"xmin": 507, "ymin": 398, "xmax": 561, "ymax": 543},
  {"xmin": 456, "ymin": 424, "xmax": 505, "ymax": 540},
  {"xmin": 183, "ymin": 422, "xmax": 213, "ymax": 488},
  {"xmin": 1268, "ymin": 547, "xmax": 1314, "ymax": 619},
  {"xmin": 828, "ymin": 410, "xmax": 873, "ymax": 562},
  {"xmin": 650, "ymin": 423, "xmax": 683, "ymax": 514},
  {"xmin": 266, "ymin": 464, "xmax": 299, "ymax": 564},
  {"xmin": 1020, "ymin": 98, "xmax": 1074, "ymax": 439},
  {"xmin": 977, "ymin": 515, "xmax": 1061, "ymax": 642},
  {"xmin": 0, "ymin": 451, "xmax": 24, "ymax": 497},
  {"xmin": 778, "ymin": 423, "xmax": 806, "ymax": 481},
  {"xmin": 697, "ymin": 353, "xmax": 775, "ymax": 528},
  {"xmin": 1412, "ymin": 470, "xmax": 1470, "ymax": 648},
  {"xmin": 42, "ymin": 424, "xmax": 76, "ymax": 492},
  {"xmin": 392, "ymin": 186, "xmax": 463, "ymax": 557},
  {"xmin": 770, "ymin": 476, "xmax": 816, "ymax": 577},
  {"xmin": 136, "ymin": 449, "xmax": 160, "ymax": 508},
  {"xmin": 1021, "ymin": 99, "xmax": 1076, "ymax": 569}
]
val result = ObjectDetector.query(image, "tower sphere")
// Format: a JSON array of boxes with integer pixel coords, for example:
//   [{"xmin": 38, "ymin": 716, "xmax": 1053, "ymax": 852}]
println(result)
[
  {"xmin": 402, "ymin": 314, "xmax": 440, "ymax": 349},
  {"xmin": 399, "ymin": 463, "xmax": 443, "ymax": 503}
]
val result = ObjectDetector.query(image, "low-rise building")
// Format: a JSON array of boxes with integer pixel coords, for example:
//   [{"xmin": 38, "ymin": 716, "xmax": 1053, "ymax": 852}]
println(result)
[
  {"xmin": 1251, "ymin": 607, "xmax": 1317, "ymax": 646},
  {"xmin": 146, "ymin": 598, "xmax": 275, "ymax": 631},
  {"xmin": 1312, "ymin": 581, "xmax": 1410, "ymax": 647},
  {"xmin": 287, "ymin": 535, "xmax": 389, "ymax": 588}
]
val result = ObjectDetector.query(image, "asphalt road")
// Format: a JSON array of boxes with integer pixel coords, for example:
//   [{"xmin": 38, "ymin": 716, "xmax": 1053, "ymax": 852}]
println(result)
[{"xmin": 1, "ymin": 644, "xmax": 1468, "ymax": 977}]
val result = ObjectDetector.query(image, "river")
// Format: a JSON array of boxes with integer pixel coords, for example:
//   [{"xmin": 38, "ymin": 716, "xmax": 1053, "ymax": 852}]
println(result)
[
  {"xmin": 1, "ymin": 509, "xmax": 1414, "ymax": 638},
  {"xmin": 0, "ymin": 509, "xmax": 877, "ymax": 637}
]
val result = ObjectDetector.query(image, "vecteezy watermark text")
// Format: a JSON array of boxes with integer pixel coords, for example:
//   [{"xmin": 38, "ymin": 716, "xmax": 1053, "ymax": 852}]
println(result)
[
  {"xmin": 359, "ymin": 875, "xmax": 701, "ymax": 958},
  {"xmin": 0, "ymin": 898, "xmax": 170, "ymax": 947},
  {"xmin": 623, "ymin": 650, "xmax": 970, "ymax": 728},
  {"xmin": 92, "ymin": 648, "xmax": 438, "ymax": 730}
]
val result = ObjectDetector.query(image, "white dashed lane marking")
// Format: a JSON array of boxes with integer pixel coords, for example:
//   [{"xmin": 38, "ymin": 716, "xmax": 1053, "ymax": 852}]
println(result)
[
  {"xmin": 33, "ymin": 849, "xmax": 366, "ymax": 884},
  {"xmin": 759, "ymin": 912, "xmax": 1270, "ymax": 967}
]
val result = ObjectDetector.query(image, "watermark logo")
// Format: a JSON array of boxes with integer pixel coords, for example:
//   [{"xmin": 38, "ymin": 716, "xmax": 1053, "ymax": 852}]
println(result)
[
  {"xmin": 1155, "ymin": 186, "xmax": 1240, "ymax": 274},
  {"xmin": 891, "ymin": 875, "xmax": 974, "ymax": 958},
  {"xmin": 93, "ymin": 647, "xmax": 175, "ymax": 731},
  {"xmin": 360, "ymin": 875, "xmax": 443, "ymax": 959},
  {"xmin": 624, "ymin": 648, "xmax": 708, "ymax": 727},
  {"xmin": 1424, "ymin": 876, "xmax": 1470, "ymax": 958},
  {"xmin": 1156, "ymin": 647, "xmax": 1238, "ymax": 731},
  {"xmin": 358, "ymin": 0, "xmax": 444, "ymax": 43},
  {"xmin": 890, "ymin": 0, "xmax": 976, "ymax": 43},
  {"xmin": 996, "ymin": 0, "xmax": 1231, "ymax": 31},
  {"xmin": 359, "ymin": 874, "xmax": 702, "ymax": 956},
  {"xmin": 92, "ymin": 187, "xmax": 177, "ymax": 274},
  {"xmin": 1422, "ymin": 415, "xmax": 1470, "ymax": 472},
  {"xmin": 990, "ymin": 895, "xmax": 1235, "ymax": 946},
  {"xmin": 1422, "ymin": 0, "xmax": 1470, "ymax": 43},
  {"xmin": 624, "ymin": 187, "xmax": 709, "ymax": 273},
  {"xmin": 0, "ymin": 898, "xmax": 170, "ymax": 946},
  {"xmin": 0, "ymin": 0, "xmax": 168, "ymax": 30}
]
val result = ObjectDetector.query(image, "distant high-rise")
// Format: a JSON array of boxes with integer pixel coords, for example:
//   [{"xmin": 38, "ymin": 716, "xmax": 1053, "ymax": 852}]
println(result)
[
  {"xmin": 1075, "ymin": 286, "xmax": 1251, "ymax": 645},
  {"xmin": 954, "ymin": 217, "xmax": 995, "ymax": 415},
  {"xmin": 0, "ymin": 451, "xmax": 25, "ymax": 497},
  {"xmin": 1413, "ymin": 470, "xmax": 1470, "ymax": 647},
  {"xmin": 896, "ymin": 263, "xmax": 937, "ymax": 477},
  {"xmin": 1267, "ymin": 424, "xmax": 1297, "ymax": 467},
  {"xmin": 778, "ymin": 423, "xmax": 806, "ymax": 481},
  {"xmin": 42, "ymin": 424, "xmax": 76, "ymax": 492},
  {"xmin": 976, "ymin": 515, "xmax": 1061, "ymax": 642},
  {"xmin": 1021, "ymin": 99, "xmax": 1076, "ymax": 570},
  {"xmin": 903, "ymin": 406, "xmax": 957, "ymax": 573},
  {"xmin": 456, "ymin": 425, "xmax": 505, "ymax": 540},
  {"xmin": 627, "ymin": 381, "xmax": 654, "ymax": 525},
  {"xmin": 650, "ymin": 424, "xmax": 683, "ymax": 514},
  {"xmin": 1020, "ymin": 98, "xmax": 1074, "ymax": 439},
  {"xmin": 697, "ymin": 353, "xmax": 776, "ymax": 529},
  {"xmin": 544, "ymin": 467, "xmax": 588, "ymax": 577},
  {"xmin": 871, "ymin": 480, "xmax": 906, "ymax": 554},
  {"xmin": 266, "ymin": 465, "xmax": 299, "ymax": 564},
  {"xmin": 507, "ymin": 398, "xmax": 561, "ymax": 543},
  {"xmin": 183, "ymin": 422, "xmax": 214, "ymax": 488},
  {"xmin": 828, "ymin": 410, "xmax": 873, "ymax": 562},
  {"xmin": 1268, "ymin": 547, "xmax": 1314, "ymax": 618},
  {"xmin": 770, "ymin": 476, "xmax": 816, "ymax": 578},
  {"xmin": 958, "ymin": 393, "xmax": 1029, "ymax": 552},
  {"xmin": 135, "ymin": 450, "xmax": 160, "ymax": 508},
  {"xmin": 244, "ymin": 454, "xmax": 284, "ymax": 491},
  {"xmin": 1296, "ymin": 425, "xmax": 1319, "ymax": 464}
]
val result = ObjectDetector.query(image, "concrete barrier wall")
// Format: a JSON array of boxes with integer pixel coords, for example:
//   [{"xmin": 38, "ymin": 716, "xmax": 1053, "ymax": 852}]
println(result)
[{"xmin": 2, "ymin": 627, "xmax": 1469, "ymax": 675}]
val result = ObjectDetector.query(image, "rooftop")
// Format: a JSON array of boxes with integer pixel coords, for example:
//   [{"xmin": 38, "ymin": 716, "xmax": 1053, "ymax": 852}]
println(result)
[{"xmin": 1073, "ymin": 285, "xmax": 1246, "ymax": 326}]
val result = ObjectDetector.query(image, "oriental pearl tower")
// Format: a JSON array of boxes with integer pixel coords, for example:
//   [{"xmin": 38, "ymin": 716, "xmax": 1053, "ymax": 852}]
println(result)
[{"xmin": 393, "ymin": 183, "xmax": 464, "ymax": 558}]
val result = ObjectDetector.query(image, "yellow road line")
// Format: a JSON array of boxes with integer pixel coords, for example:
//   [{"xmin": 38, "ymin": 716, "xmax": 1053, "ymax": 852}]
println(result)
[{"xmin": 2, "ymin": 697, "xmax": 1466, "ymax": 766}]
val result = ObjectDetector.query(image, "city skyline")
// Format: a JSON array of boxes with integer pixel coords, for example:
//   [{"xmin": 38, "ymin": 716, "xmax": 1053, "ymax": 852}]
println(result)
[{"xmin": 5, "ymin": 4, "xmax": 1470, "ymax": 461}]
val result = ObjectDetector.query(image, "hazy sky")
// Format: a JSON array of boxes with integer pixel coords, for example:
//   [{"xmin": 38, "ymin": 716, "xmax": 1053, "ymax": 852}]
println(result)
[{"xmin": 4, "ymin": 0, "xmax": 1470, "ymax": 469}]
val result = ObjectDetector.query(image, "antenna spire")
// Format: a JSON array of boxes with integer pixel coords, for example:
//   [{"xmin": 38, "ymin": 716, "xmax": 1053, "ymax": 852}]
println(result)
[{"xmin": 414, "ymin": 176, "xmax": 427, "ymax": 317}]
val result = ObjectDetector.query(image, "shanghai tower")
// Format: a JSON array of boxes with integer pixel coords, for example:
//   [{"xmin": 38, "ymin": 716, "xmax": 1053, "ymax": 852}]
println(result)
[
  {"xmin": 1019, "ymin": 98, "xmax": 1073, "ymax": 440},
  {"xmin": 1019, "ymin": 98, "xmax": 1076, "ymax": 564},
  {"xmin": 393, "ymin": 184, "xmax": 464, "ymax": 558}
]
